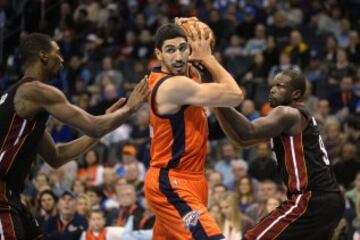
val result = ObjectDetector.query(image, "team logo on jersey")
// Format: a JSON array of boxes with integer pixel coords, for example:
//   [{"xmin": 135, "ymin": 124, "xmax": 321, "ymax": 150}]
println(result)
[
  {"xmin": 183, "ymin": 210, "xmax": 201, "ymax": 229},
  {"xmin": 0, "ymin": 93, "xmax": 8, "ymax": 105}
]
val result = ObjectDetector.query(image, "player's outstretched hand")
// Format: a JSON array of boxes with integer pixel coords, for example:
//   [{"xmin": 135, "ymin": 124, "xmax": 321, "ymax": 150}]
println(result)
[
  {"xmin": 188, "ymin": 25, "xmax": 212, "ymax": 63},
  {"xmin": 125, "ymin": 75, "xmax": 149, "ymax": 112},
  {"xmin": 105, "ymin": 98, "xmax": 127, "ymax": 114}
]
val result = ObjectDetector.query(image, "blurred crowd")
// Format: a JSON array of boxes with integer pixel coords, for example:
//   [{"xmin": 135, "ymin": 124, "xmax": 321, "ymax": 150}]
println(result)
[{"xmin": 0, "ymin": 0, "xmax": 360, "ymax": 239}]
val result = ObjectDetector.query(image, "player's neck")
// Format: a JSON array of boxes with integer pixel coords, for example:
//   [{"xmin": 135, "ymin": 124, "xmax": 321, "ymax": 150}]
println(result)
[{"xmin": 23, "ymin": 65, "xmax": 49, "ymax": 83}]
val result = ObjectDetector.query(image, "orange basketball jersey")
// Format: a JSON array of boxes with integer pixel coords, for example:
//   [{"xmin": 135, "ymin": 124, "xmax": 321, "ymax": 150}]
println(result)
[{"xmin": 148, "ymin": 67, "xmax": 208, "ymax": 174}]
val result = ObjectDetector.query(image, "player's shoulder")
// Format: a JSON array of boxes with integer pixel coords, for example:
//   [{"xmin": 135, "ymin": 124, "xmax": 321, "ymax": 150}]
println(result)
[
  {"xmin": 17, "ymin": 80, "xmax": 64, "ymax": 102},
  {"xmin": 270, "ymin": 106, "xmax": 301, "ymax": 120},
  {"xmin": 158, "ymin": 75, "xmax": 195, "ymax": 91}
]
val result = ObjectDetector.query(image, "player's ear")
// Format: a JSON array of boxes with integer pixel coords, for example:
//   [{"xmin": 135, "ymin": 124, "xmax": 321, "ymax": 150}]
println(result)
[
  {"xmin": 292, "ymin": 89, "xmax": 302, "ymax": 100},
  {"xmin": 39, "ymin": 50, "xmax": 49, "ymax": 64},
  {"xmin": 155, "ymin": 48, "xmax": 162, "ymax": 61}
]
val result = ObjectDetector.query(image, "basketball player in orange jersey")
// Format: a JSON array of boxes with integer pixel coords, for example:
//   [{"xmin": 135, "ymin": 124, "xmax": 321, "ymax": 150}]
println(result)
[{"xmin": 144, "ymin": 23, "xmax": 244, "ymax": 240}]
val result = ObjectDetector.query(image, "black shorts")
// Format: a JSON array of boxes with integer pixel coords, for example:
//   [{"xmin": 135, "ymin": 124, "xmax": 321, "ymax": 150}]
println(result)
[
  {"xmin": 0, "ymin": 183, "xmax": 45, "ymax": 240},
  {"xmin": 245, "ymin": 191, "xmax": 345, "ymax": 240}
]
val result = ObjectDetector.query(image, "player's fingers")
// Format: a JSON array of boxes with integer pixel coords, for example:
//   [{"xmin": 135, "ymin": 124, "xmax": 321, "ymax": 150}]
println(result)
[
  {"xmin": 138, "ymin": 76, "xmax": 149, "ymax": 94},
  {"xmin": 189, "ymin": 25, "xmax": 198, "ymax": 41},
  {"xmin": 199, "ymin": 24, "xmax": 206, "ymax": 41},
  {"xmin": 106, "ymin": 98, "xmax": 126, "ymax": 113}
]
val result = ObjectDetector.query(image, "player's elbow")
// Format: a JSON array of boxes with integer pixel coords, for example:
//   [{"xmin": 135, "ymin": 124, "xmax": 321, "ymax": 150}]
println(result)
[
  {"xmin": 87, "ymin": 128, "xmax": 104, "ymax": 138},
  {"xmin": 226, "ymin": 91, "xmax": 244, "ymax": 107}
]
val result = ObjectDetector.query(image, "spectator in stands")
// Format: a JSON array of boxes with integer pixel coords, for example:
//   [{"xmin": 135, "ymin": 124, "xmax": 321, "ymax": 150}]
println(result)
[
  {"xmin": 207, "ymin": 170, "xmax": 224, "ymax": 197},
  {"xmin": 322, "ymin": 35, "xmax": 338, "ymax": 63},
  {"xmin": 346, "ymin": 172, "xmax": 360, "ymax": 206},
  {"xmin": 242, "ymin": 53, "xmax": 269, "ymax": 99},
  {"xmin": 212, "ymin": 184, "xmax": 229, "ymax": 205},
  {"xmin": 329, "ymin": 76, "xmax": 359, "ymax": 115},
  {"xmin": 323, "ymin": 119, "xmax": 346, "ymax": 162},
  {"xmin": 107, "ymin": 184, "xmax": 144, "ymax": 228},
  {"xmin": 246, "ymin": 180, "xmax": 278, "ymax": 222},
  {"xmin": 334, "ymin": 143, "xmax": 360, "ymax": 189},
  {"xmin": 267, "ymin": 51, "xmax": 300, "ymax": 83},
  {"xmin": 314, "ymin": 99, "xmax": 333, "ymax": 130},
  {"xmin": 78, "ymin": 148, "xmax": 104, "ymax": 187},
  {"xmin": 285, "ymin": 30, "xmax": 310, "ymax": 69},
  {"xmin": 220, "ymin": 192, "xmax": 253, "ymax": 239},
  {"xmin": 237, "ymin": 6, "xmax": 258, "ymax": 40},
  {"xmin": 37, "ymin": 190, "xmax": 58, "ymax": 229},
  {"xmin": 241, "ymin": 99, "xmax": 260, "ymax": 121},
  {"xmin": 244, "ymin": 24, "xmax": 267, "ymax": 56},
  {"xmin": 347, "ymin": 30, "xmax": 360, "ymax": 64},
  {"xmin": 86, "ymin": 186, "xmax": 104, "ymax": 211},
  {"xmin": 95, "ymin": 56, "xmax": 124, "ymax": 89},
  {"xmin": 101, "ymin": 166, "xmax": 118, "ymax": 210},
  {"xmin": 76, "ymin": 193, "xmax": 92, "ymax": 219},
  {"xmin": 209, "ymin": 203, "xmax": 224, "ymax": 227},
  {"xmin": 24, "ymin": 172, "xmax": 51, "ymax": 200},
  {"xmin": 72, "ymin": 179, "xmax": 87, "ymax": 196},
  {"xmin": 248, "ymin": 143, "xmax": 280, "ymax": 183},
  {"xmin": 325, "ymin": 48, "xmax": 356, "ymax": 86},
  {"xmin": 215, "ymin": 141, "xmax": 239, "ymax": 189},
  {"xmin": 303, "ymin": 80, "xmax": 319, "ymax": 115},
  {"xmin": 231, "ymin": 159, "xmax": 251, "ymax": 191},
  {"xmin": 130, "ymin": 106, "xmax": 150, "ymax": 166},
  {"xmin": 115, "ymin": 144, "xmax": 146, "ymax": 180},
  {"xmin": 263, "ymin": 35, "xmax": 280, "ymax": 69},
  {"xmin": 125, "ymin": 162, "xmax": 144, "ymax": 195},
  {"xmin": 336, "ymin": 18, "xmax": 352, "ymax": 48},
  {"xmin": 268, "ymin": 10, "xmax": 292, "ymax": 49},
  {"xmin": 264, "ymin": 196, "xmax": 281, "ymax": 215},
  {"xmin": 43, "ymin": 191, "xmax": 88, "ymax": 240},
  {"xmin": 344, "ymin": 115, "xmax": 360, "ymax": 152},
  {"xmin": 80, "ymin": 209, "xmax": 123, "ymax": 240},
  {"xmin": 236, "ymin": 176, "xmax": 256, "ymax": 213},
  {"xmin": 303, "ymin": 50, "xmax": 323, "ymax": 86}
]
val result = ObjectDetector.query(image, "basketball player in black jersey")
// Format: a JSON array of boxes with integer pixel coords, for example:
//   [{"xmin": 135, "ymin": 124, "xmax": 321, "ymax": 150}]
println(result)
[
  {"xmin": 213, "ymin": 69, "xmax": 344, "ymax": 240},
  {"xmin": 0, "ymin": 33, "xmax": 148, "ymax": 239}
]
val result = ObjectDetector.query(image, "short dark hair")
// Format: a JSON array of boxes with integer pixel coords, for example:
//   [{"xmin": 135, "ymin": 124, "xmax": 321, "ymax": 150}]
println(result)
[
  {"xmin": 20, "ymin": 33, "xmax": 53, "ymax": 65},
  {"xmin": 154, "ymin": 23, "xmax": 187, "ymax": 50},
  {"xmin": 90, "ymin": 209, "xmax": 105, "ymax": 218},
  {"xmin": 282, "ymin": 69, "xmax": 306, "ymax": 97}
]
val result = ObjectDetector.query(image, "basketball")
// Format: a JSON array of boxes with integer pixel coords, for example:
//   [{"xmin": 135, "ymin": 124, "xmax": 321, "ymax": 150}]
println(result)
[{"xmin": 175, "ymin": 17, "xmax": 216, "ymax": 50}]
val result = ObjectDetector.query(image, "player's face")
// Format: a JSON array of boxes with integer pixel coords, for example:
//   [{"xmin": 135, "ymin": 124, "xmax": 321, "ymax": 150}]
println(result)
[
  {"xmin": 156, "ymin": 37, "xmax": 190, "ymax": 75},
  {"xmin": 268, "ymin": 73, "xmax": 294, "ymax": 107},
  {"xmin": 47, "ymin": 41, "xmax": 64, "ymax": 76}
]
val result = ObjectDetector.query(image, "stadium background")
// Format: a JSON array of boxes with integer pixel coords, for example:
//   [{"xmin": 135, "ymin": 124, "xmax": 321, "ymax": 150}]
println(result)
[{"xmin": 0, "ymin": 0, "xmax": 359, "ymax": 239}]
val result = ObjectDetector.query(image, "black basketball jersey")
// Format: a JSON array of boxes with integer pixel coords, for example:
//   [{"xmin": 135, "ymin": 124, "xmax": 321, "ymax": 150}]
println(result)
[
  {"xmin": 0, "ymin": 78, "xmax": 49, "ymax": 192},
  {"xmin": 270, "ymin": 104, "xmax": 339, "ymax": 194}
]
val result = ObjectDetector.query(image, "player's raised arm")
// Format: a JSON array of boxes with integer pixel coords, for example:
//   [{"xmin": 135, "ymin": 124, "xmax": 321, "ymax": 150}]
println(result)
[
  {"xmin": 155, "ymin": 24, "xmax": 243, "ymax": 108},
  {"xmin": 16, "ymin": 77, "xmax": 148, "ymax": 138}
]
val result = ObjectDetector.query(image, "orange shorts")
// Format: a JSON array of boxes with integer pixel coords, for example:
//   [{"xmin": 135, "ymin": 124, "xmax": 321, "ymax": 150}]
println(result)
[{"xmin": 144, "ymin": 167, "xmax": 224, "ymax": 240}]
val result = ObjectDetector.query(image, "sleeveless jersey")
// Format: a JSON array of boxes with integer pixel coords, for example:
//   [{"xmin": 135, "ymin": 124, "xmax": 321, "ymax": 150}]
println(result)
[
  {"xmin": 270, "ymin": 104, "xmax": 339, "ymax": 194},
  {"xmin": 0, "ymin": 78, "xmax": 49, "ymax": 192},
  {"xmin": 148, "ymin": 67, "xmax": 208, "ymax": 174}
]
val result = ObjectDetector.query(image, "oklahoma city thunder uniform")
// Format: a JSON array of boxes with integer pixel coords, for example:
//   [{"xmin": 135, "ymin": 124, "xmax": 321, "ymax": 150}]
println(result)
[
  {"xmin": 144, "ymin": 67, "xmax": 224, "ymax": 240},
  {"xmin": 245, "ymin": 104, "xmax": 344, "ymax": 240},
  {"xmin": 0, "ymin": 77, "xmax": 48, "ymax": 239}
]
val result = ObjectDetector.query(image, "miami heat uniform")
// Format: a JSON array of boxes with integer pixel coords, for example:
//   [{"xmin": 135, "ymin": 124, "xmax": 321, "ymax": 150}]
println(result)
[
  {"xmin": 144, "ymin": 67, "xmax": 224, "ymax": 240},
  {"xmin": 245, "ymin": 104, "xmax": 344, "ymax": 240},
  {"xmin": 0, "ymin": 77, "xmax": 48, "ymax": 239}
]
